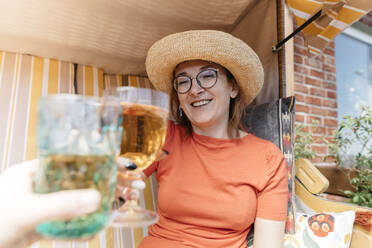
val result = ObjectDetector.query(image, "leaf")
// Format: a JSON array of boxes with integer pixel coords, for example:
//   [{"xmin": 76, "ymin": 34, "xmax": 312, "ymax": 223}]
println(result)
[
  {"xmin": 303, "ymin": 228, "xmax": 320, "ymax": 248},
  {"xmin": 352, "ymin": 195, "xmax": 360, "ymax": 203},
  {"xmin": 343, "ymin": 190, "xmax": 354, "ymax": 196}
]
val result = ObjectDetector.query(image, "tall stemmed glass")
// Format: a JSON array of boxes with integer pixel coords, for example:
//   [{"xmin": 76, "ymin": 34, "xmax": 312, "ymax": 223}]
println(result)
[{"xmin": 104, "ymin": 86, "xmax": 169, "ymax": 227}]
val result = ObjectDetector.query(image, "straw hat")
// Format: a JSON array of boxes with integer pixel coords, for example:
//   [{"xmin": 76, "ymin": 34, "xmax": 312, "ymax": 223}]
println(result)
[{"xmin": 145, "ymin": 30, "xmax": 264, "ymax": 105}]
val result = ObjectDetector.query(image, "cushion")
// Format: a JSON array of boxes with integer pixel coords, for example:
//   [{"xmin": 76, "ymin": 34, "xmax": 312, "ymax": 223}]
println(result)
[
  {"xmin": 284, "ymin": 211, "xmax": 355, "ymax": 248},
  {"xmin": 242, "ymin": 96, "xmax": 296, "ymax": 236}
]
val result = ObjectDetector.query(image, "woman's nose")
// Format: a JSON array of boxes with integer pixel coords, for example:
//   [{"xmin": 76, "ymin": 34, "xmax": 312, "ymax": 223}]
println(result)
[{"xmin": 189, "ymin": 78, "xmax": 204, "ymax": 95}]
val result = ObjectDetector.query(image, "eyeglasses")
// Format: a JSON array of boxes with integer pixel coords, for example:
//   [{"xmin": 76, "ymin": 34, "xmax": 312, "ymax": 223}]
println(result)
[{"xmin": 173, "ymin": 68, "xmax": 219, "ymax": 94}]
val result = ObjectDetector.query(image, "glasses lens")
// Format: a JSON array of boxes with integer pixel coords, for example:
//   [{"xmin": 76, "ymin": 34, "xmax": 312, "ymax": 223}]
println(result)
[
  {"xmin": 174, "ymin": 76, "xmax": 191, "ymax": 93},
  {"xmin": 197, "ymin": 69, "xmax": 217, "ymax": 89}
]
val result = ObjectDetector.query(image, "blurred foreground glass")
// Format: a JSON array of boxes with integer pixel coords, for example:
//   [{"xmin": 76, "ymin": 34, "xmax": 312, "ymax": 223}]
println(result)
[
  {"xmin": 34, "ymin": 94, "xmax": 122, "ymax": 239},
  {"xmin": 104, "ymin": 87, "xmax": 168, "ymax": 227}
]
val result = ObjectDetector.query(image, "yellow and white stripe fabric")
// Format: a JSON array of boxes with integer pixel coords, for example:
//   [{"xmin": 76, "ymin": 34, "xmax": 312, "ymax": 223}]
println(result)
[
  {"xmin": 0, "ymin": 50, "xmax": 157, "ymax": 248},
  {"xmin": 285, "ymin": 0, "xmax": 372, "ymax": 56}
]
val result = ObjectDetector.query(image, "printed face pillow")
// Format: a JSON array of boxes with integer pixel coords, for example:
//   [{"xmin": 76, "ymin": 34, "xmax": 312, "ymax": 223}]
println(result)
[{"xmin": 284, "ymin": 211, "xmax": 355, "ymax": 248}]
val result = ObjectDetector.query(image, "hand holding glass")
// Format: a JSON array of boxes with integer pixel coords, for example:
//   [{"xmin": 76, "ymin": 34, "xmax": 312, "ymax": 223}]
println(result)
[
  {"xmin": 104, "ymin": 87, "xmax": 169, "ymax": 227},
  {"xmin": 34, "ymin": 94, "xmax": 122, "ymax": 239}
]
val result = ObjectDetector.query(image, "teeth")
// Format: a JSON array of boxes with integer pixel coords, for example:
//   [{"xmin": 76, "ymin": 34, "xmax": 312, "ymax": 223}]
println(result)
[{"xmin": 191, "ymin": 100, "xmax": 210, "ymax": 107}]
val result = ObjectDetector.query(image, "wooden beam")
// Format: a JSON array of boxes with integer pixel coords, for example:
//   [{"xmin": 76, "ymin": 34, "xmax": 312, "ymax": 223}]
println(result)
[{"xmin": 284, "ymin": 4, "xmax": 294, "ymax": 97}]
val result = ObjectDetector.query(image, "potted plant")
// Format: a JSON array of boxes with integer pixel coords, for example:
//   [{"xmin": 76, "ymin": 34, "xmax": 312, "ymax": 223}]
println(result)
[{"xmin": 326, "ymin": 106, "xmax": 372, "ymax": 207}]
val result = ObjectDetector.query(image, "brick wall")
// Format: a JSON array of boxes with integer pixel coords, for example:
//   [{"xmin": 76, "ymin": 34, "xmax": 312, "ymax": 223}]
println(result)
[
  {"xmin": 293, "ymin": 34, "xmax": 337, "ymax": 166},
  {"xmin": 293, "ymin": 10, "xmax": 372, "ymax": 166}
]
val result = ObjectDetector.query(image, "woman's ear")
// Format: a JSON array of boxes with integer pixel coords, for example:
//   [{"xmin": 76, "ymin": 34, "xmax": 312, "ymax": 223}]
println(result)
[{"xmin": 230, "ymin": 83, "xmax": 239, "ymax": 99}]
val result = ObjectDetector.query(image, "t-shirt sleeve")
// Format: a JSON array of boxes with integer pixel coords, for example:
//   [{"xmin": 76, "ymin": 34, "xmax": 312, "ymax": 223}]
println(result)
[
  {"xmin": 143, "ymin": 161, "xmax": 159, "ymax": 178},
  {"xmin": 256, "ymin": 145, "xmax": 289, "ymax": 221},
  {"xmin": 142, "ymin": 120, "xmax": 175, "ymax": 178}
]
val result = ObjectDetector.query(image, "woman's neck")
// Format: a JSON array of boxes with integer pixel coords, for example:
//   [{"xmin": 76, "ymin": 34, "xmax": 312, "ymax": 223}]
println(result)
[{"xmin": 191, "ymin": 118, "xmax": 230, "ymax": 139}]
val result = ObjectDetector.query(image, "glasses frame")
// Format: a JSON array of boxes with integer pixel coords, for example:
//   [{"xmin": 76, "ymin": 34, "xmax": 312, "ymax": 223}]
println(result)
[{"xmin": 173, "ymin": 68, "xmax": 219, "ymax": 94}]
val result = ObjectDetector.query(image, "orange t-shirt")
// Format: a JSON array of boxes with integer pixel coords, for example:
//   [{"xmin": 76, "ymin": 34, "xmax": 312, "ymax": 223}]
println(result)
[{"xmin": 140, "ymin": 121, "xmax": 288, "ymax": 248}]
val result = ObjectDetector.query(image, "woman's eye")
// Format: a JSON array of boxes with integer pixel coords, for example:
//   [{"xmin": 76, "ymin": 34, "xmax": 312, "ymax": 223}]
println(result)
[
  {"xmin": 201, "ymin": 73, "xmax": 214, "ymax": 79},
  {"xmin": 178, "ymin": 80, "xmax": 189, "ymax": 85}
]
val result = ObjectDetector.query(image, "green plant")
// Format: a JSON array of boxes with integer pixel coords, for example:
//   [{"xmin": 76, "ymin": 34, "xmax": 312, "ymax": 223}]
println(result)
[
  {"xmin": 294, "ymin": 120, "xmax": 319, "ymax": 161},
  {"xmin": 326, "ymin": 106, "xmax": 372, "ymax": 207}
]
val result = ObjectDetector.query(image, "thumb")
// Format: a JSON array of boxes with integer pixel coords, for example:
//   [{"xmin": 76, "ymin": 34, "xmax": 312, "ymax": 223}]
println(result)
[{"xmin": 29, "ymin": 189, "xmax": 101, "ymax": 224}]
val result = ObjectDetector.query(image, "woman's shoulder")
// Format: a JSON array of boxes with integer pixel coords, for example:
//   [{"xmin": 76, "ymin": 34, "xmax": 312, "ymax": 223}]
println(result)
[
  {"xmin": 163, "ymin": 120, "xmax": 187, "ymax": 146},
  {"xmin": 243, "ymin": 134, "xmax": 284, "ymax": 162},
  {"xmin": 244, "ymin": 133, "xmax": 279, "ymax": 150},
  {"xmin": 167, "ymin": 120, "xmax": 186, "ymax": 136}
]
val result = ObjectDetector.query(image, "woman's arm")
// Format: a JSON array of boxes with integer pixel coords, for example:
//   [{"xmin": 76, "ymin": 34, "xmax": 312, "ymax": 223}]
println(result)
[{"xmin": 253, "ymin": 217, "xmax": 285, "ymax": 248}]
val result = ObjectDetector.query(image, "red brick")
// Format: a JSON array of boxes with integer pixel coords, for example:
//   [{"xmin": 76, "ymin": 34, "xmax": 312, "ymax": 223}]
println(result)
[
  {"xmin": 324, "ymin": 137, "xmax": 336, "ymax": 143},
  {"xmin": 328, "ymin": 41, "xmax": 335, "ymax": 49},
  {"xmin": 305, "ymin": 96, "xmax": 322, "ymax": 106},
  {"xmin": 294, "ymin": 64, "xmax": 308, "ymax": 74},
  {"xmin": 306, "ymin": 77, "xmax": 322, "ymax": 87},
  {"xmin": 294, "ymin": 45, "xmax": 308, "ymax": 56},
  {"xmin": 323, "ymin": 156, "xmax": 337, "ymax": 163},
  {"xmin": 324, "ymin": 82, "xmax": 336, "ymax": 90},
  {"xmin": 327, "ymin": 90, "xmax": 337, "ymax": 99},
  {"xmin": 327, "ymin": 129, "xmax": 337, "ymax": 136},
  {"xmin": 310, "ymin": 87, "xmax": 326, "ymax": 97},
  {"xmin": 310, "ymin": 69, "xmax": 325, "ymax": 79},
  {"xmin": 294, "ymin": 36, "xmax": 304, "ymax": 46},
  {"xmin": 311, "ymin": 156, "xmax": 324, "ymax": 163},
  {"xmin": 312, "ymin": 145, "xmax": 327, "ymax": 154},
  {"xmin": 324, "ymin": 56, "xmax": 335, "ymax": 65},
  {"xmin": 305, "ymin": 57, "xmax": 322, "ymax": 69},
  {"xmin": 295, "ymin": 93, "xmax": 305, "ymax": 102},
  {"xmin": 307, "ymin": 115, "xmax": 322, "ymax": 124},
  {"xmin": 327, "ymin": 127, "xmax": 336, "ymax": 134},
  {"xmin": 311, "ymin": 106, "xmax": 324, "ymax": 115},
  {"xmin": 294, "ymin": 54, "xmax": 303, "ymax": 64},
  {"xmin": 315, "ymin": 127, "xmax": 326, "ymax": 135},
  {"xmin": 309, "ymin": 125, "xmax": 326, "ymax": 135},
  {"xmin": 326, "ymin": 73, "xmax": 336, "ymax": 82},
  {"xmin": 296, "ymin": 104, "xmax": 310, "ymax": 113},
  {"xmin": 317, "ymin": 55, "xmax": 325, "ymax": 63},
  {"xmin": 323, "ymin": 64, "xmax": 336, "ymax": 73},
  {"xmin": 325, "ymin": 118, "xmax": 338, "ymax": 127},
  {"xmin": 327, "ymin": 110, "xmax": 337, "ymax": 118},
  {"xmin": 294, "ymin": 83, "xmax": 308, "ymax": 94},
  {"xmin": 294, "ymin": 74, "xmax": 305, "ymax": 83},
  {"xmin": 300, "ymin": 126, "xmax": 311, "ymax": 133},
  {"xmin": 324, "ymin": 99, "xmax": 337, "ymax": 108},
  {"xmin": 327, "ymin": 126, "xmax": 336, "ymax": 132},
  {"xmin": 324, "ymin": 48, "xmax": 335, "ymax": 56},
  {"xmin": 313, "ymin": 135, "xmax": 325, "ymax": 144},
  {"xmin": 295, "ymin": 114, "xmax": 305, "ymax": 123}
]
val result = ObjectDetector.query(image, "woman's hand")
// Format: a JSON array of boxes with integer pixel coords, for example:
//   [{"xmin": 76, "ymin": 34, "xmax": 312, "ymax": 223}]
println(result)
[
  {"xmin": 0, "ymin": 160, "xmax": 101, "ymax": 248},
  {"xmin": 114, "ymin": 150, "xmax": 169, "ymax": 202},
  {"xmin": 114, "ymin": 157, "xmax": 147, "ymax": 203}
]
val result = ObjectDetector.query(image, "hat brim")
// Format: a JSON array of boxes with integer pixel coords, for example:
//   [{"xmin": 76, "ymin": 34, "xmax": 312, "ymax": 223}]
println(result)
[{"xmin": 145, "ymin": 30, "xmax": 264, "ymax": 105}]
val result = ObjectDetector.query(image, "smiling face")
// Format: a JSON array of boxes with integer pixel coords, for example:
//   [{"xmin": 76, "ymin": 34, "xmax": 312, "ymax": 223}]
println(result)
[{"xmin": 174, "ymin": 60, "xmax": 239, "ymax": 137}]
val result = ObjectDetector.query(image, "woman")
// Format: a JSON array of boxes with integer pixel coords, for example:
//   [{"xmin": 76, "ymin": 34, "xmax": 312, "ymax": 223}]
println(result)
[{"xmin": 140, "ymin": 30, "xmax": 288, "ymax": 248}]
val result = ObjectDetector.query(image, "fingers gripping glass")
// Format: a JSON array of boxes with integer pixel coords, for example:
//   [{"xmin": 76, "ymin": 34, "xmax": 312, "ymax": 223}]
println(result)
[{"xmin": 173, "ymin": 68, "xmax": 219, "ymax": 94}]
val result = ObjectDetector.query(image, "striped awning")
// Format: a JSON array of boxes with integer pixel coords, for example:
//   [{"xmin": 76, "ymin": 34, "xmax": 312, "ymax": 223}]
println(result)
[{"xmin": 285, "ymin": 0, "xmax": 372, "ymax": 56}]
